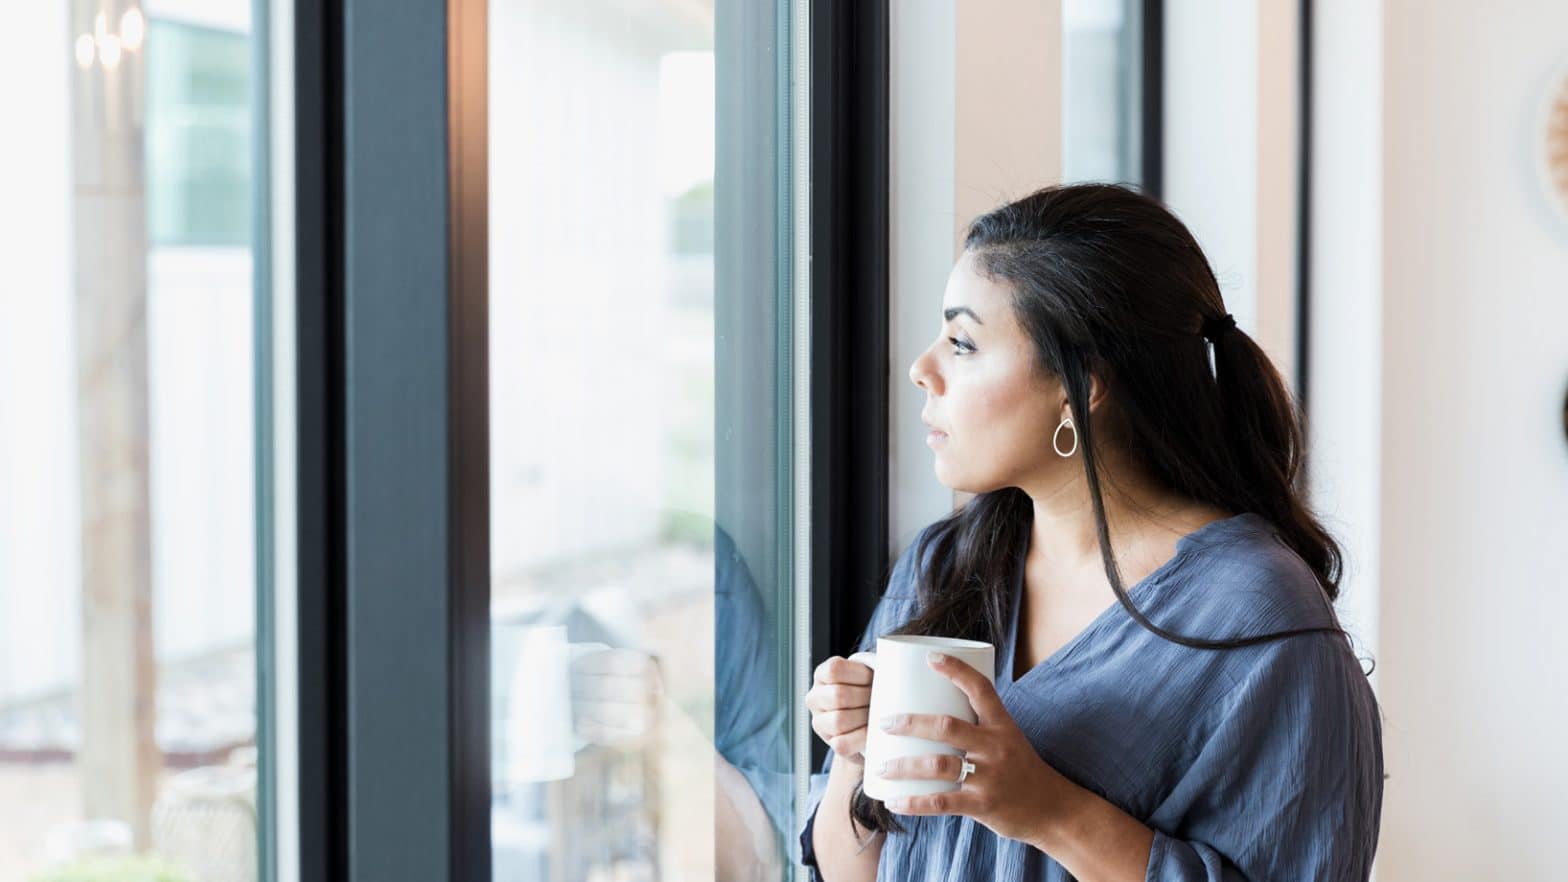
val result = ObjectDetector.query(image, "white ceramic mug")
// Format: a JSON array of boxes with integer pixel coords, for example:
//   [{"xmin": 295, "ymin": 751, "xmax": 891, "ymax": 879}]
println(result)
[{"xmin": 849, "ymin": 634, "xmax": 995, "ymax": 801}]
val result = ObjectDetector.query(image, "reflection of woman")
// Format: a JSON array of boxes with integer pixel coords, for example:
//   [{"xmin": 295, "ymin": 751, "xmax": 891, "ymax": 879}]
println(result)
[
  {"xmin": 568, "ymin": 523, "xmax": 790, "ymax": 880},
  {"xmin": 712, "ymin": 523, "xmax": 790, "ymax": 878},
  {"xmin": 801, "ymin": 184, "xmax": 1383, "ymax": 881}
]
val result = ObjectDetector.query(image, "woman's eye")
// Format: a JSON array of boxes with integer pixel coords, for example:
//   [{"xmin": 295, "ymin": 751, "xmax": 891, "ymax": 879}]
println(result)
[{"xmin": 948, "ymin": 336, "xmax": 976, "ymax": 356}]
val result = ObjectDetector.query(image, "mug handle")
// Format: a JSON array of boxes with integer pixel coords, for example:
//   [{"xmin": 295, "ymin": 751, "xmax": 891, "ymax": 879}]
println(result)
[{"xmin": 845, "ymin": 651, "xmax": 879, "ymax": 765}]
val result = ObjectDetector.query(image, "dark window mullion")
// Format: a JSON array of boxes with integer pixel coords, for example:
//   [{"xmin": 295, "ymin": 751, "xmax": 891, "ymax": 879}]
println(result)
[
  {"xmin": 293, "ymin": 0, "xmax": 492, "ymax": 880},
  {"xmin": 1141, "ymin": 0, "xmax": 1165, "ymax": 198},
  {"xmin": 808, "ymin": 0, "xmax": 891, "ymax": 773},
  {"xmin": 291, "ymin": 0, "xmax": 345, "ymax": 878}
]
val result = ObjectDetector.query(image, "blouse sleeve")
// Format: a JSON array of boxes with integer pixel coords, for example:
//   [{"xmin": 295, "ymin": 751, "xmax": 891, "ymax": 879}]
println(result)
[
  {"xmin": 798, "ymin": 530, "xmax": 929, "ymax": 878},
  {"xmin": 1144, "ymin": 632, "xmax": 1384, "ymax": 882}
]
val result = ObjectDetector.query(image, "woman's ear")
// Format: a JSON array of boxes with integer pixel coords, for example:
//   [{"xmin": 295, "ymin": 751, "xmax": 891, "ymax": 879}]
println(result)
[
  {"xmin": 1085, "ymin": 371, "xmax": 1113, "ymax": 416},
  {"xmin": 1054, "ymin": 370, "xmax": 1113, "ymax": 422}
]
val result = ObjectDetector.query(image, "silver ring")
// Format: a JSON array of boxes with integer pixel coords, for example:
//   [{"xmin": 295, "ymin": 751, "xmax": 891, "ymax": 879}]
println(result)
[{"xmin": 956, "ymin": 758, "xmax": 976, "ymax": 784}]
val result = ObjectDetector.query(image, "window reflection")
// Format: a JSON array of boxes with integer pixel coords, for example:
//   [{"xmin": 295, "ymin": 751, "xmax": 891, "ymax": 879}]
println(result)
[
  {"xmin": 488, "ymin": 1, "xmax": 793, "ymax": 879},
  {"xmin": 0, "ymin": 3, "xmax": 261, "ymax": 881}
]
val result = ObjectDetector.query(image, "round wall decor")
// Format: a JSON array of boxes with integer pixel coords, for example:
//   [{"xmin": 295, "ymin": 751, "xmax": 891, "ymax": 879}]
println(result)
[{"xmin": 1543, "ymin": 60, "xmax": 1568, "ymax": 221}]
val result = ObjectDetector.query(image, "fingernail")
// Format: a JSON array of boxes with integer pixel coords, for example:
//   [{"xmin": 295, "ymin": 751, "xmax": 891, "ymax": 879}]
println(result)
[
  {"xmin": 928, "ymin": 651, "xmax": 946, "ymax": 664},
  {"xmin": 879, "ymin": 715, "xmax": 897, "ymax": 731},
  {"xmin": 877, "ymin": 761, "xmax": 890, "ymax": 775}
]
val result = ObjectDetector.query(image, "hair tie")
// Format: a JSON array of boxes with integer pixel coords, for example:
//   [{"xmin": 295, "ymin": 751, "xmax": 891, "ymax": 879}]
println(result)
[{"xmin": 1200, "ymin": 313, "xmax": 1237, "ymax": 343}]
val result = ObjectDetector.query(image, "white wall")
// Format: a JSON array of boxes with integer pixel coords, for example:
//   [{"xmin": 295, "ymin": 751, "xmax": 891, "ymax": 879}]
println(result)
[
  {"xmin": 889, "ymin": 0, "xmax": 958, "ymax": 551},
  {"xmin": 1312, "ymin": 1, "xmax": 1568, "ymax": 877},
  {"xmin": 147, "ymin": 248, "xmax": 256, "ymax": 663},
  {"xmin": 1163, "ymin": 0, "xmax": 1262, "ymax": 337},
  {"xmin": 1307, "ymin": 0, "xmax": 1383, "ymax": 693}
]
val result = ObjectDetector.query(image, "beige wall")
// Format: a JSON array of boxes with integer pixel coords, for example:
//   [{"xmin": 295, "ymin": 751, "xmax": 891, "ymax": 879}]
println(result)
[
  {"xmin": 1313, "ymin": 1, "xmax": 1568, "ymax": 878},
  {"xmin": 1377, "ymin": 1, "xmax": 1568, "ymax": 876}
]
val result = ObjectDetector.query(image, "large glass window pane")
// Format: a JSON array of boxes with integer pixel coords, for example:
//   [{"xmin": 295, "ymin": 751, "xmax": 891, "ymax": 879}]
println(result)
[
  {"xmin": 1062, "ymin": 0, "xmax": 1144, "ymax": 185},
  {"xmin": 487, "ymin": 1, "xmax": 800, "ymax": 879},
  {"xmin": 0, "ymin": 2, "xmax": 278, "ymax": 879}
]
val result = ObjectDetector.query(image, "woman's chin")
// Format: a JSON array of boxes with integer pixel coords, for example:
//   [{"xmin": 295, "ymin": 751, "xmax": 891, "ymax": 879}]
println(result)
[
  {"xmin": 932, "ymin": 461, "xmax": 990, "ymax": 496},
  {"xmin": 928, "ymin": 461, "xmax": 978, "ymax": 495}
]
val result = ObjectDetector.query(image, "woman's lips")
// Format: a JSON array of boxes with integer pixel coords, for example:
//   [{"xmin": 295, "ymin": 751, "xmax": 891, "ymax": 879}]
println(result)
[{"xmin": 922, "ymin": 413, "xmax": 947, "ymax": 447}]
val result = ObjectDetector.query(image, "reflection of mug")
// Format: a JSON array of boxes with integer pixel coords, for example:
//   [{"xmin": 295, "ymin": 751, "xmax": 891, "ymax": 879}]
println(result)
[
  {"xmin": 849, "ymin": 635, "xmax": 995, "ymax": 801},
  {"xmin": 499, "ymin": 624, "xmax": 574, "ymax": 784},
  {"xmin": 493, "ymin": 624, "xmax": 610, "ymax": 786}
]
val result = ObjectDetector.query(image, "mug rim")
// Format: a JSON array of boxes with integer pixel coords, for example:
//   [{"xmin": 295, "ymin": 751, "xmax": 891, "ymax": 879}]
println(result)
[{"xmin": 878, "ymin": 634, "xmax": 993, "ymax": 651}]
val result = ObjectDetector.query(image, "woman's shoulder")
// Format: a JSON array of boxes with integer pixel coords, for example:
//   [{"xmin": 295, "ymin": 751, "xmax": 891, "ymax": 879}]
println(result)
[{"xmin": 1157, "ymin": 512, "xmax": 1343, "ymax": 638}]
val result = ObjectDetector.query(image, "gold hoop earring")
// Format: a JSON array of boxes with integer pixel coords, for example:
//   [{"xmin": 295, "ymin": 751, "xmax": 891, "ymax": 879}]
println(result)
[{"xmin": 1053, "ymin": 417, "xmax": 1078, "ymax": 457}]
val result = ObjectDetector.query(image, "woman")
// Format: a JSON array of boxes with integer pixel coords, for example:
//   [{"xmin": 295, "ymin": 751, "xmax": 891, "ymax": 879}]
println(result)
[{"xmin": 800, "ymin": 183, "xmax": 1384, "ymax": 881}]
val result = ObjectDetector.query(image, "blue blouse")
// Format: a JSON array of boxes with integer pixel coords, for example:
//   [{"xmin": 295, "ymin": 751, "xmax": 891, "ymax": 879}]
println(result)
[{"xmin": 800, "ymin": 512, "xmax": 1384, "ymax": 881}]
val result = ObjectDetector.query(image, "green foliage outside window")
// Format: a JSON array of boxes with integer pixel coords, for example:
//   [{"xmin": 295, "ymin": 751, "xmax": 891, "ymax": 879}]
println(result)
[{"xmin": 145, "ymin": 19, "xmax": 252, "ymax": 247}]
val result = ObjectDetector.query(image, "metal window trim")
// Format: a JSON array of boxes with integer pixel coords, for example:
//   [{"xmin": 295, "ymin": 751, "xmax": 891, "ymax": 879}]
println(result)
[{"xmin": 290, "ymin": 0, "xmax": 490, "ymax": 879}]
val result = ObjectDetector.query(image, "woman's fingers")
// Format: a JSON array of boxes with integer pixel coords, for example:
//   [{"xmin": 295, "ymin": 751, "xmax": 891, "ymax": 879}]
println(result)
[
  {"xmin": 877, "ymin": 753, "xmax": 966, "ymax": 782},
  {"xmin": 827, "ymin": 728, "xmax": 868, "ymax": 761},
  {"xmin": 570, "ymin": 670, "xmax": 651, "ymax": 704},
  {"xmin": 877, "ymin": 712, "xmax": 983, "ymax": 752},
  {"xmin": 811, "ymin": 707, "xmax": 868, "ymax": 740},
  {"xmin": 808, "ymin": 656, "xmax": 876, "ymax": 756},
  {"xmin": 813, "ymin": 656, "xmax": 874, "ymax": 686},
  {"xmin": 804, "ymin": 683, "xmax": 871, "ymax": 713}
]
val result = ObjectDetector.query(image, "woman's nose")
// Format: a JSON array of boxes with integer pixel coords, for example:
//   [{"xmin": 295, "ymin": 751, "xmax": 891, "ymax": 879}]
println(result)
[{"xmin": 908, "ymin": 349, "xmax": 937, "ymax": 392}]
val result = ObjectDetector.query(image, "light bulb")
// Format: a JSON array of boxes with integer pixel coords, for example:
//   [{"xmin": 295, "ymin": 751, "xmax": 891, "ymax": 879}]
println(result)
[
  {"xmin": 98, "ymin": 33, "xmax": 121, "ymax": 69},
  {"xmin": 121, "ymin": 8, "xmax": 145, "ymax": 52},
  {"xmin": 75, "ymin": 33, "xmax": 95, "ymax": 69}
]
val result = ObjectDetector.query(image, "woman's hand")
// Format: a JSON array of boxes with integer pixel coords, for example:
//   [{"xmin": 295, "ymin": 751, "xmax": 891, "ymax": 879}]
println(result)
[
  {"xmin": 569, "ymin": 645, "xmax": 662, "ymax": 747},
  {"xmin": 806, "ymin": 655, "xmax": 876, "ymax": 766},
  {"xmin": 875, "ymin": 652, "xmax": 1083, "ymax": 847}
]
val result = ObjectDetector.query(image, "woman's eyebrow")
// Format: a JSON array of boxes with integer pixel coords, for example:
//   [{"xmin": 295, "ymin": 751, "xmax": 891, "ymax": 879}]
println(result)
[{"xmin": 943, "ymin": 306, "xmax": 984, "ymax": 325}]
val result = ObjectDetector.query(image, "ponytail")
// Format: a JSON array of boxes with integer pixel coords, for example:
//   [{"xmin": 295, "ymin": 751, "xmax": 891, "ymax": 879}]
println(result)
[{"xmin": 1207, "ymin": 316, "xmax": 1344, "ymax": 602}]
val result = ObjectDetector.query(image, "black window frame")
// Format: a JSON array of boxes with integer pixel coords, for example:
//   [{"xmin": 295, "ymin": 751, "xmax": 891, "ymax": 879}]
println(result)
[
  {"xmin": 807, "ymin": 0, "xmax": 891, "ymax": 782},
  {"xmin": 290, "ymin": 0, "xmax": 490, "ymax": 879}
]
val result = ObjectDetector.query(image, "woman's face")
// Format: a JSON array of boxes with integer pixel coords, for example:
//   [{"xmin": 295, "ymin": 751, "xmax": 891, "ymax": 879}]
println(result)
[{"xmin": 908, "ymin": 252, "xmax": 1070, "ymax": 494}]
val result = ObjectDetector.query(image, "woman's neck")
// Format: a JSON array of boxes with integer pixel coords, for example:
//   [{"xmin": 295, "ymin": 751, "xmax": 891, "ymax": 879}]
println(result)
[{"xmin": 1022, "ymin": 452, "xmax": 1218, "ymax": 576}]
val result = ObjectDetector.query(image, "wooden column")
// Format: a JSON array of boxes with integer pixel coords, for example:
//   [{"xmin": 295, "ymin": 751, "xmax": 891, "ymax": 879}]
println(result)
[{"xmin": 69, "ymin": 0, "xmax": 158, "ymax": 847}]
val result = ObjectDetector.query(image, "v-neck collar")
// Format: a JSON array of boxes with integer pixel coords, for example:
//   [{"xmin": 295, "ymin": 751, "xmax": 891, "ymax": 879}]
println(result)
[{"xmin": 997, "ymin": 512, "xmax": 1263, "ymax": 690}]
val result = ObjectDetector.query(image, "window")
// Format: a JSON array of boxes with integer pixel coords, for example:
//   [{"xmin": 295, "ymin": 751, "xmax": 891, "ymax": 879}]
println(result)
[
  {"xmin": 1062, "ymin": 0, "xmax": 1150, "ymax": 187},
  {"xmin": 0, "ymin": 3, "xmax": 277, "ymax": 880},
  {"xmin": 487, "ymin": 1, "xmax": 804, "ymax": 879}
]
